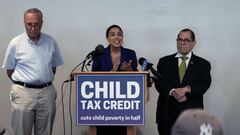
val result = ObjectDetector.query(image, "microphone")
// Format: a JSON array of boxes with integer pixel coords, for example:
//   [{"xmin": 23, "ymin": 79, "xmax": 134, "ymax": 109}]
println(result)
[
  {"xmin": 138, "ymin": 57, "xmax": 163, "ymax": 78},
  {"xmin": 138, "ymin": 57, "xmax": 153, "ymax": 71},
  {"xmin": 86, "ymin": 44, "xmax": 104, "ymax": 59},
  {"xmin": 67, "ymin": 44, "xmax": 105, "ymax": 82},
  {"xmin": 81, "ymin": 44, "xmax": 104, "ymax": 72}
]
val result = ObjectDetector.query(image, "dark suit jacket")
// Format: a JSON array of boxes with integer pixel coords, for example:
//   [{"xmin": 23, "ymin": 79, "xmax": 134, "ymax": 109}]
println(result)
[
  {"xmin": 92, "ymin": 45, "xmax": 138, "ymax": 71},
  {"xmin": 155, "ymin": 52, "xmax": 211, "ymax": 126}
]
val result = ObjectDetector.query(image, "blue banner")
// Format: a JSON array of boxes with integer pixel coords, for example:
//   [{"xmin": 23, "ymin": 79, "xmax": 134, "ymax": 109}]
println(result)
[{"xmin": 76, "ymin": 73, "xmax": 145, "ymax": 126}]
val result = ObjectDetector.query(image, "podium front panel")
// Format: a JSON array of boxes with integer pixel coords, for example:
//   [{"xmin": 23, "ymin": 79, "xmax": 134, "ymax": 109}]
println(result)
[{"xmin": 75, "ymin": 72, "xmax": 145, "ymax": 126}]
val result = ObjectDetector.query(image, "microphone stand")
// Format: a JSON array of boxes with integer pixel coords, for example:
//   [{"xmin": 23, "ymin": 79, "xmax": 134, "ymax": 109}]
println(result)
[
  {"xmin": 61, "ymin": 47, "xmax": 101, "ymax": 135},
  {"xmin": 65, "ymin": 52, "xmax": 94, "ymax": 83},
  {"xmin": 81, "ymin": 55, "xmax": 92, "ymax": 72},
  {"xmin": 65, "ymin": 61, "xmax": 85, "ymax": 82},
  {"xmin": 62, "ymin": 55, "xmax": 90, "ymax": 135},
  {"xmin": 150, "ymin": 71, "xmax": 166, "ymax": 86}
]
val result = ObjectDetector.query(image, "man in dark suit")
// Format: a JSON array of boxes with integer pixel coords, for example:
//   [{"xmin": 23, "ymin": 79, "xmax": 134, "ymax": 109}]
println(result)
[{"xmin": 155, "ymin": 28, "xmax": 211, "ymax": 135}]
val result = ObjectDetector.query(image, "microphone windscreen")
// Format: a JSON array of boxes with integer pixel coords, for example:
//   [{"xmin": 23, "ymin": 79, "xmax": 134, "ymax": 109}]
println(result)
[
  {"xmin": 138, "ymin": 57, "xmax": 146, "ymax": 66},
  {"xmin": 95, "ymin": 44, "xmax": 104, "ymax": 55}
]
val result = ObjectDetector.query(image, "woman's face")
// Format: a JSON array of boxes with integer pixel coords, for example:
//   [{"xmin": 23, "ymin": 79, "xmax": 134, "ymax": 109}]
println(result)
[{"xmin": 107, "ymin": 27, "xmax": 123, "ymax": 48}]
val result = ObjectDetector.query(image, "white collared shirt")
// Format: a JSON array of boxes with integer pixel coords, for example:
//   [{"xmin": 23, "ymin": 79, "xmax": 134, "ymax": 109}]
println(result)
[
  {"xmin": 2, "ymin": 32, "xmax": 63, "ymax": 84},
  {"xmin": 175, "ymin": 52, "xmax": 192, "ymax": 67}
]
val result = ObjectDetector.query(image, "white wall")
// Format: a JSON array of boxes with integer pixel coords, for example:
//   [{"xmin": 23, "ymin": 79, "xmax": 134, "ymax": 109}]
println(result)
[{"xmin": 1, "ymin": 0, "xmax": 240, "ymax": 134}]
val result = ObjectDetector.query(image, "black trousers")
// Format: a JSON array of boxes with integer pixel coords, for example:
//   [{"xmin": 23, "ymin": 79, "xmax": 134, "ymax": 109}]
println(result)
[
  {"xmin": 157, "ymin": 123, "xmax": 171, "ymax": 135},
  {"xmin": 97, "ymin": 126, "xmax": 127, "ymax": 135}
]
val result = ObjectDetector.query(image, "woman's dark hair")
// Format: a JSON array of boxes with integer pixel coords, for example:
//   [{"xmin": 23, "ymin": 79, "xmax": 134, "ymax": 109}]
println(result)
[{"xmin": 106, "ymin": 24, "xmax": 123, "ymax": 38}]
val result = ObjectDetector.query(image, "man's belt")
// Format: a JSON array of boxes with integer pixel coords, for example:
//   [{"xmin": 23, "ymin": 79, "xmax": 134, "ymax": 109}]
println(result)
[{"xmin": 13, "ymin": 81, "xmax": 52, "ymax": 89}]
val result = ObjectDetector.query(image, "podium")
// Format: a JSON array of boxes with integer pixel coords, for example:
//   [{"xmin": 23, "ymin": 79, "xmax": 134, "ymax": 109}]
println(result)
[{"xmin": 74, "ymin": 72, "xmax": 149, "ymax": 135}]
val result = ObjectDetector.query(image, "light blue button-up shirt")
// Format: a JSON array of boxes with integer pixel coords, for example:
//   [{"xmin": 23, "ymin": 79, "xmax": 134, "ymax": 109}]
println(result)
[{"xmin": 2, "ymin": 32, "xmax": 63, "ymax": 84}]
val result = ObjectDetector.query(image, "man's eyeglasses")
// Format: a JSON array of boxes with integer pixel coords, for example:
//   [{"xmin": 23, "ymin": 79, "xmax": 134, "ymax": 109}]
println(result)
[
  {"xmin": 25, "ymin": 23, "xmax": 41, "ymax": 29},
  {"xmin": 176, "ymin": 38, "xmax": 193, "ymax": 44}
]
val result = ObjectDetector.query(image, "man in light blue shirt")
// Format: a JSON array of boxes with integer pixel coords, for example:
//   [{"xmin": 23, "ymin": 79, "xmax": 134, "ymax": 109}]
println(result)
[{"xmin": 2, "ymin": 8, "xmax": 63, "ymax": 135}]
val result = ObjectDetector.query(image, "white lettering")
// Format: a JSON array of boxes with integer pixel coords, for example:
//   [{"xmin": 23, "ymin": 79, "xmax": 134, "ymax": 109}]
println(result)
[
  {"xmin": 81, "ymin": 100, "xmax": 101, "ymax": 110},
  {"xmin": 116, "ymin": 81, "xmax": 125, "ymax": 98},
  {"xmin": 127, "ymin": 81, "xmax": 140, "ymax": 98},
  {"xmin": 109, "ymin": 81, "xmax": 114, "ymax": 98},
  {"xmin": 95, "ymin": 81, "xmax": 108, "ymax": 98},
  {"xmin": 80, "ymin": 100, "xmax": 87, "ymax": 109},
  {"xmin": 80, "ymin": 81, "xmax": 141, "ymax": 99},
  {"xmin": 103, "ymin": 100, "xmax": 141, "ymax": 110},
  {"xmin": 81, "ymin": 81, "xmax": 94, "ymax": 99}
]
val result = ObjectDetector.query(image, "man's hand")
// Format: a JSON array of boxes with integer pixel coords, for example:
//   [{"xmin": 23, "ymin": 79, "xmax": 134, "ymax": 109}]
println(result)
[
  {"xmin": 171, "ymin": 86, "xmax": 190, "ymax": 102},
  {"xmin": 7, "ymin": 69, "xmax": 14, "ymax": 81},
  {"xmin": 178, "ymin": 96, "xmax": 187, "ymax": 102}
]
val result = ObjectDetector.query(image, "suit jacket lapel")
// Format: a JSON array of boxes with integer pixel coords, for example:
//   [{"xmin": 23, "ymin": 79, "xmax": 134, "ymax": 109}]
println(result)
[
  {"xmin": 120, "ymin": 47, "xmax": 125, "ymax": 64},
  {"xmin": 182, "ymin": 53, "xmax": 196, "ymax": 84},
  {"xmin": 105, "ymin": 46, "xmax": 113, "ymax": 70},
  {"xmin": 172, "ymin": 54, "xmax": 181, "ymax": 85}
]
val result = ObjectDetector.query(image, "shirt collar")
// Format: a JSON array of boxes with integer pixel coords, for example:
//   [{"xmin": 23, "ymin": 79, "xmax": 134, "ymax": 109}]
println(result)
[
  {"xmin": 175, "ymin": 52, "xmax": 192, "ymax": 59},
  {"xmin": 25, "ymin": 32, "xmax": 42, "ymax": 45}
]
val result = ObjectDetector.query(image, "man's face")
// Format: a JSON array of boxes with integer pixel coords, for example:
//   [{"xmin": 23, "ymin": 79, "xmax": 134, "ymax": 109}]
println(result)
[
  {"xmin": 176, "ymin": 31, "xmax": 196, "ymax": 55},
  {"xmin": 24, "ymin": 12, "xmax": 42, "ymax": 40}
]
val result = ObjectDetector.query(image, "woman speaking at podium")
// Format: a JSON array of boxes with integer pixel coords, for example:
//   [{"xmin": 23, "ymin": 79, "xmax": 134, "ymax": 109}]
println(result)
[{"xmin": 92, "ymin": 24, "xmax": 138, "ymax": 135}]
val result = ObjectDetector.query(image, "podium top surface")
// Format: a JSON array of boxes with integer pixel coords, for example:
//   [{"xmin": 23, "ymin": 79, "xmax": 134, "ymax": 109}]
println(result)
[{"xmin": 72, "ymin": 71, "xmax": 149, "ymax": 75}]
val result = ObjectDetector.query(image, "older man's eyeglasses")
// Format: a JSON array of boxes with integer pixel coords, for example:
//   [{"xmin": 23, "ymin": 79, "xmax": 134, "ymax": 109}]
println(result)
[
  {"xmin": 25, "ymin": 23, "xmax": 41, "ymax": 29},
  {"xmin": 176, "ymin": 38, "xmax": 193, "ymax": 44}
]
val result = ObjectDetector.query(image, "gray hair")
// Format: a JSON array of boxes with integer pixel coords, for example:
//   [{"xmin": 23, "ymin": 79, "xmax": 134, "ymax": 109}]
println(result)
[{"xmin": 24, "ymin": 8, "xmax": 43, "ymax": 19}]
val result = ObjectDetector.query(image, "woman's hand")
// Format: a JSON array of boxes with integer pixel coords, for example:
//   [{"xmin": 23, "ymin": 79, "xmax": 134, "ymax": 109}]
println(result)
[{"xmin": 119, "ymin": 60, "xmax": 132, "ymax": 71}]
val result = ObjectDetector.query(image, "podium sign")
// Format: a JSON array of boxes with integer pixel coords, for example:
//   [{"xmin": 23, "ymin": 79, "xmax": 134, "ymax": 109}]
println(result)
[{"xmin": 76, "ymin": 72, "xmax": 145, "ymax": 126}]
